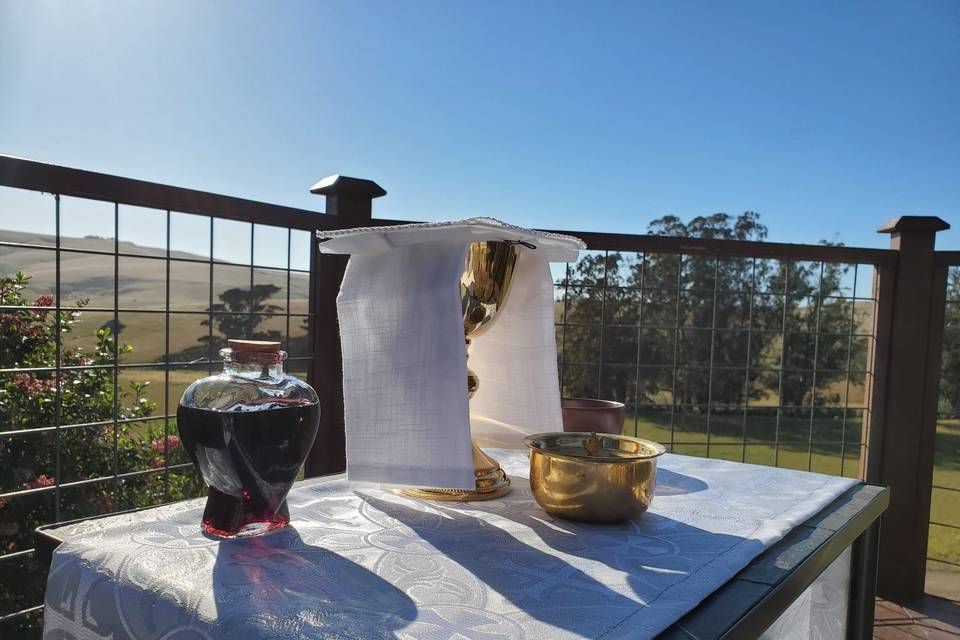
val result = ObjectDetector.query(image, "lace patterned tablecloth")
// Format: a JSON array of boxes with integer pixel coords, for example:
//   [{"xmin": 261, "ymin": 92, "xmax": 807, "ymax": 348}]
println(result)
[{"xmin": 42, "ymin": 449, "xmax": 856, "ymax": 640}]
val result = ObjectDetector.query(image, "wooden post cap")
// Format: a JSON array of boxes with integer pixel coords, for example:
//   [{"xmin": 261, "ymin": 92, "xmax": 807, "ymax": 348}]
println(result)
[
  {"xmin": 227, "ymin": 339, "xmax": 281, "ymax": 352},
  {"xmin": 877, "ymin": 216, "xmax": 950, "ymax": 234},
  {"xmin": 310, "ymin": 175, "xmax": 386, "ymax": 198}
]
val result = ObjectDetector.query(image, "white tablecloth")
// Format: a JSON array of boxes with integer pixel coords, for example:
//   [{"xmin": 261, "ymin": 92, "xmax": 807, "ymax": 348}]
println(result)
[{"xmin": 42, "ymin": 450, "xmax": 855, "ymax": 640}]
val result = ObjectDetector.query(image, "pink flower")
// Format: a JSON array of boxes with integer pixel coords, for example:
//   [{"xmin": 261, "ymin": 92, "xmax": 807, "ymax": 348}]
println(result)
[
  {"xmin": 25, "ymin": 474, "xmax": 55, "ymax": 489},
  {"xmin": 13, "ymin": 373, "xmax": 47, "ymax": 398},
  {"xmin": 150, "ymin": 435, "xmax": 180, "ymax": 453},
  {"xmin": 31, "ymin": 294, "xmax": 54, "ymax": 321},
  {"xmin": 0, "ymin": 496, "xmax": 7, "ymax": 510},
  {"xmin": 148, "ymin": 458, "xmax": 165, "ymax": 469}
]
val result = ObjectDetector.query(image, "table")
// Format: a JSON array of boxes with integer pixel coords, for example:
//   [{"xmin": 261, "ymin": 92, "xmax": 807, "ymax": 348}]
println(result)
[{"xmin": 36, "ymin": 450, "xmax": 887, "ymax": 640}]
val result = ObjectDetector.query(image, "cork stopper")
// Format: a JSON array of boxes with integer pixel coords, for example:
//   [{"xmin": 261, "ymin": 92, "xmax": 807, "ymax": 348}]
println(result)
[
  {"xmin": 227, "ymin": 339, "xmax": 281, "ymax": 352},
  {"xmin": 225, "ymin": 340, "xmax": 285, "ymax": 364}
]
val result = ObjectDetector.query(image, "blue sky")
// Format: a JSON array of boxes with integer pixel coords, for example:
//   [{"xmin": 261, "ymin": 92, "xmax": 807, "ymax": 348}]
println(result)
[{"xmin": 1, "ymin": 0, "xmax": 958, "ymax": 251}]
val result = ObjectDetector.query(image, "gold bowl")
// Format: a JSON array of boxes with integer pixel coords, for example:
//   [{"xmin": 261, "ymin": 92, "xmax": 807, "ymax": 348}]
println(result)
[{"xmin": 524, "ymin": 432, "xmax": 666, "ymax": 523}]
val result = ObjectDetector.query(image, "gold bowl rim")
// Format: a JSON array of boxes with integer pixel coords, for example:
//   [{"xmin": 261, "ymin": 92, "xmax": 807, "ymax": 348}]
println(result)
[{"xmin": 523, "ymin": 432, "xmax": 667, "ymax": 463}]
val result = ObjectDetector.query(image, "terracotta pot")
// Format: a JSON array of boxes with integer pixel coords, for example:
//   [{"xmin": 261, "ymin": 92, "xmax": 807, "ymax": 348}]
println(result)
[{"xmin": 560, "ymin": 398, "xmax": 626, "ymax": 435}]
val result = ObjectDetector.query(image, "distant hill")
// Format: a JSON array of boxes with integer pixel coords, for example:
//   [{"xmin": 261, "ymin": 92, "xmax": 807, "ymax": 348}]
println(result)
[{"xmin": 0, "ymin": 230, "xmax": 309, "ymax": 362}]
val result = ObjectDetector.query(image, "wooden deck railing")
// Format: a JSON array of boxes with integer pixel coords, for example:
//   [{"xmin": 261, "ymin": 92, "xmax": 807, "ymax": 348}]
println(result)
[{"xmin": 0, "ymin": 155, "xmax": 953, "ymax": 633}]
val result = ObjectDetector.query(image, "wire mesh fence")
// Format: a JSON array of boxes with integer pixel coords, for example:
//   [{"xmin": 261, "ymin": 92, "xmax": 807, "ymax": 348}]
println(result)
[
  {"xmin": 555, "ymin": 249, "xmax": 876, "ymax": 477},
  {"xmin": 0, "ymin": 186, "xmax": 316, "ymax": 633},
  {"xmin": 929, "ymin": 264, "xmax": 960, "ymax": 585}
]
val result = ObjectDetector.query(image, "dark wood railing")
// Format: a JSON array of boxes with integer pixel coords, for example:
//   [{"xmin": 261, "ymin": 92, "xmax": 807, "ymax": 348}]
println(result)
[{"xmin": 0, "ymin": 155, "xmax": 331, "ymax": 231}]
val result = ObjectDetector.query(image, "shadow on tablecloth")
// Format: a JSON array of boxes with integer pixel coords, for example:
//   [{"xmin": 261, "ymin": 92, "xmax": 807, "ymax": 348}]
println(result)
[
  {"xmin": 654, "ymin": 469, "xmax": 708, "ymax": 497},
  {"xmin": 358, "ymin": 490, "xmax": 756, "ymax": 639},
  {"xmin": 207, "ymin": 526, "xmax": 416, "ymax": 638}
]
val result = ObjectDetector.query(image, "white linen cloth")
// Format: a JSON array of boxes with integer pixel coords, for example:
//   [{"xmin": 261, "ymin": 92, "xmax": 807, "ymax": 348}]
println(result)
[
  {"xmin": 318, "ymin": 218, "xmax": 585, "ymax": 488},
  {"xmin": 43, "ymin": 450, "xmax": 857, "ymax": 640}
]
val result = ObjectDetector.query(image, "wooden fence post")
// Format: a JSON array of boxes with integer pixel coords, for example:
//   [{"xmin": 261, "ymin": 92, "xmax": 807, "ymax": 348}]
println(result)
[
  {"xmin": 863, "ymin": 215, "xmax": 950, "ymax": 598},
  {"xmin": 303, "ymin": 175, "xmax": 386, "ymax": 476}
]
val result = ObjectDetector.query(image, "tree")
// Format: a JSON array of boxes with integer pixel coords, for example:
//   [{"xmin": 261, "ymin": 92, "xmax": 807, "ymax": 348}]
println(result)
[
  {"xmin": 559, "ymin": 212, "xmax": 865, "ymax": 417},
  {"xmin": 760, "ymin": 256, "xmax": 859, "ymax": 407},
  {"xmin": 169, "ymin": 284, "xmax": 285, "ymax": 362},
  {"xmin": 201, "ymin": 283, "xmax": 282, "ymax": 340},
  {"xmin": 646, "ymin": 213, "xmax": 772, "ymax": 408},
  {"xmin": 99, "ymin": 318, "xmax": 126, "ymax": 334},
  {"xmin": 201, "ymin": 283, "xmax": 283, "ymax": 347},
  {"xmin": 940, "ymin": 269, "xmax": 960, "ymax": 418}
]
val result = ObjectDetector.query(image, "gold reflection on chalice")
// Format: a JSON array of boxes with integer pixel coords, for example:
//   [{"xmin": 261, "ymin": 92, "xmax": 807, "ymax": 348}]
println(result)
[{"xmin": 402, "ymin": 241, "xmax": 518, "ymax": 501}]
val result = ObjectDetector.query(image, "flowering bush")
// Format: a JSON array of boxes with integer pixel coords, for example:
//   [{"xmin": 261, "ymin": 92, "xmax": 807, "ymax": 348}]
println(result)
[{"xmin": 0, "ymin": 272, "xmax": 202, "ymax": 631}]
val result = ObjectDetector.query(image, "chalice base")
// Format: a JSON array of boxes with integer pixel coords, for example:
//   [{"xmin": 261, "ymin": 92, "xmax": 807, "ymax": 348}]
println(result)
[{"xmin": 401, "ymin": 439, "xmax": 512, "ymax": 502}]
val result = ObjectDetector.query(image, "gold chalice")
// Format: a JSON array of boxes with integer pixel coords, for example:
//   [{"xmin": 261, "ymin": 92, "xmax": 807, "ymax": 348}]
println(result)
[{"xmin": 402, "ymin": 241, "xmax": 518, "ymax": 501}]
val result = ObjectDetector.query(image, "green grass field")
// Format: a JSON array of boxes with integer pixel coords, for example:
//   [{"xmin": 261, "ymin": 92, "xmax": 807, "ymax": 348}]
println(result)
[{"xmin": 930, "ymin": 420, "xmax": 960, "ymax": 576}]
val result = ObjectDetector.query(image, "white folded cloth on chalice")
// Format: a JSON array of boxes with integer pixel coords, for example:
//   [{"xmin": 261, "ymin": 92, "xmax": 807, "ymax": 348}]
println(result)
[{"xmin": 317, "ymin": 218, "xmax": 585, "ymax": 489}]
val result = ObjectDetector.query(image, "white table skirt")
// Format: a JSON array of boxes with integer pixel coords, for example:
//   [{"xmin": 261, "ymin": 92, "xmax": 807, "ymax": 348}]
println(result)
[
  {"xmin": 42, "ymin": 449, "xmax": 855, "ymax": 640},
  {"xmin": 761, "ymin": 547, "xmax": 851, "ymax": 640}
]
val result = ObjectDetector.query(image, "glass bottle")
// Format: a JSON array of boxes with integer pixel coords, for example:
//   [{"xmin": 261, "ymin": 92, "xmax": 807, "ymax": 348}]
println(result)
[{"xmin": 177, "ymin": 340, "xmax": 320, "ymax": 537}]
